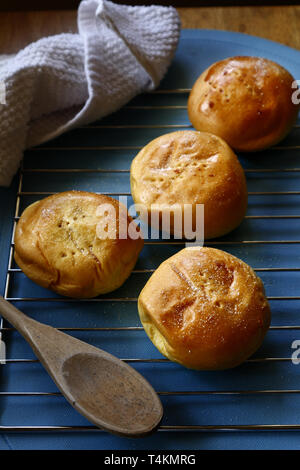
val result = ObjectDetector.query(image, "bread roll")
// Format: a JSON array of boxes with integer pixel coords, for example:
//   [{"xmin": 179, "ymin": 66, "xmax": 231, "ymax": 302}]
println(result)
[
  {"xmin": 188, "ymin": 56, "xmax": 299, "ymax": 152},
  {"xmin": 130, "ymin": 130, "xmax": 248, "ymax": 240},
  {"xmin": 14, "ymin": 191, "xmax": 144, "ymax": 298},
  {"xmin": 138, "ymin": 247, "xmax": 271, "ymax": 370}
]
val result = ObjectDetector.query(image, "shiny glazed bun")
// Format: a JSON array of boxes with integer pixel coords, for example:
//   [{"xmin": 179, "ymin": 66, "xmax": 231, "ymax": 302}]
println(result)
[
  {"xmin": 138, "ymin": 247, "xmax": 271, "ymax": 370},
  {"xmin": 130, "ymin": 130, "xmax": 248, "ymax": 240},
  {"xmin": 14, "ymin": 191, "xmax": 144, "ymax": 298},
  {"xmin": 188, "ymin": 56, "xmax": 300, "ymax": 152}
]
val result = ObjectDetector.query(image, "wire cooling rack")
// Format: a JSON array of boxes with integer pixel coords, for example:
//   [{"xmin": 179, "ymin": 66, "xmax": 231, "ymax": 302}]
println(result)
[{"xmin": 1, "ymin": 31, "xmax": 300, "ymax": 449}]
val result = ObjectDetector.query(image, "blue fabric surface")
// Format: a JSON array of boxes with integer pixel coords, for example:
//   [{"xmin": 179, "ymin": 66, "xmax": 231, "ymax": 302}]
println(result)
[{"xmin": 1, "ymin": 29, "xmax": 300, "ymax": 450}]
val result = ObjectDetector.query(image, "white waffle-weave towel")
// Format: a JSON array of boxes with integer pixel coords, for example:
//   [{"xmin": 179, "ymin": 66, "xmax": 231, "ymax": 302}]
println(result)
[{"xmin": 0, "ymin": 0, "xmax": 180, "ymax": 186}]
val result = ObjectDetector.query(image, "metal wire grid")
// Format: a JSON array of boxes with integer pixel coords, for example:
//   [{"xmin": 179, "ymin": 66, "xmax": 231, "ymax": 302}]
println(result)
[{"xmin": 1, "ymin": 88, "xmax": 300, "ymax": 432}]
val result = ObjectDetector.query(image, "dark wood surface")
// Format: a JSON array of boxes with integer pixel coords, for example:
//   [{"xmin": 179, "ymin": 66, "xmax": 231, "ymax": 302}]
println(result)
[
  {"xmin": 1, "ymin": 5, "xmax": 300, "ymax": 53},
  {"xmin": 1, "ymin": 1, "xmax": 300, "ymax": 11}
]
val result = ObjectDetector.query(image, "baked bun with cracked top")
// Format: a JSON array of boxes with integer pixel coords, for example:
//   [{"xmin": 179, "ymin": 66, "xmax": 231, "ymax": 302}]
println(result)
[
  {"xmin": 14, "ymin": 191, "xmax": 144, "ymax": 298},
  {"xmin": 188, "ymin": 56, "xmax": 300, "ymax": 152},
  {"xmin": 138, "ymin": 247, "xmax": 271, "ymax": 370},
  {"xmin": 130, "ymin": 130, "xmax": 248, "ymax": 240}
]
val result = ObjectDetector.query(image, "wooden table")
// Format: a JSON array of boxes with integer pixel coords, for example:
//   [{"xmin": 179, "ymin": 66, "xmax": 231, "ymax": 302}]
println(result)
[{"xmin": 0, "ymin": 5, "xmax": 300, "ymax": 54}]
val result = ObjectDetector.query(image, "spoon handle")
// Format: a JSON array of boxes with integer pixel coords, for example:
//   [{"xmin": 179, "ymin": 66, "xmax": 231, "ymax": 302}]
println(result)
[
  {"xmin": 0, "ymin": 296, "xmax": 129, "ymax": 374},
  {"xmin": 0, "ymin": 295, "xmax": 37, "ymax": 335},
  {"xmin": 0, "ymin": 296, "xmax": 72, "ymax": 374}
]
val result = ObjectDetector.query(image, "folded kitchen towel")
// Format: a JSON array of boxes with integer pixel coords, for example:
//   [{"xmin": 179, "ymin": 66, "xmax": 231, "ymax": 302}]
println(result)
[{"xmin": 0, "ymin": 0, "xmax": 180, "ymax": 186}]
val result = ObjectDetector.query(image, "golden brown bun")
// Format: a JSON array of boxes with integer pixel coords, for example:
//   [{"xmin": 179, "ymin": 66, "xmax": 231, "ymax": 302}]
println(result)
[
  {"xmin": 138, "ymin": 247, "xmax": 271, "ymax": 370},
  {"xmin": 130, "ymin": 130, "xmax": 248, "ymax": 240},
  {"xmin": 14, "ymin": 191, "xmax": 144, "ymax": 298},
  {"xmin": 188, "ymin": 56, "xmax": 300, "ymax": 152}
]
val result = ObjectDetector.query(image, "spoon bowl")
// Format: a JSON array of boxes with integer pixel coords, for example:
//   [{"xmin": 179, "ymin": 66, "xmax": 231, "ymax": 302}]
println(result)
[
  {"xmin": 0, "ymin": 296, "xmax": 163, "ymax": 437},
  {"xmin": 62, "ymin": 352, "xmax": 162, "ymax": 437}
]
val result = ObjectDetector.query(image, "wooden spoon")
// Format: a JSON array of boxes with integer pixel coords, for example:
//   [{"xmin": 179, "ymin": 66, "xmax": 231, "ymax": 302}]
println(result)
[{"xmin": 0, "ymin": 296, "xmax": 163, "ymax": 437}]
